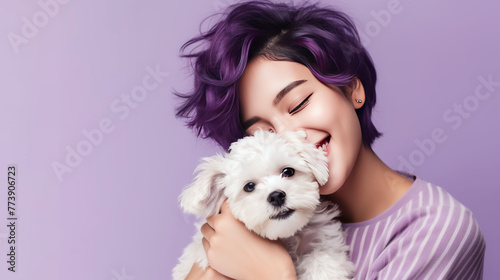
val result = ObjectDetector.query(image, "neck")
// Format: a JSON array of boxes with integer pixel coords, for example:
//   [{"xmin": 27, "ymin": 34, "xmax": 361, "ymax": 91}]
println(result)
[{"xmin": 325, "ymin": 145, "xmax": 413, "ymax": 223}]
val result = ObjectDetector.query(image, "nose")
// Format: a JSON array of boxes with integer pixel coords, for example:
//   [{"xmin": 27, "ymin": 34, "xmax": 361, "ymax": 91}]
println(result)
[
  {"xmin": 274, "ymin": 121, "xmax": 308, "ymax": 137},
  {"xmin": 267, "ymin": 190, "xmax": 286, "ymax": 207},
  {"xmin": 270, "ymin": 116, "xmax": 310, "ymax": 142},
  {"xmin": 271, "ymin": 115, "xmax": 299, "ymax": 134}
]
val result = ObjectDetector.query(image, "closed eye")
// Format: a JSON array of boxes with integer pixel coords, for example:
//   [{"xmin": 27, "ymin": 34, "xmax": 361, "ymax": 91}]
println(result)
[{"xmin": 289, "ymin": 93, "xmax": 313, "ymax": 114}]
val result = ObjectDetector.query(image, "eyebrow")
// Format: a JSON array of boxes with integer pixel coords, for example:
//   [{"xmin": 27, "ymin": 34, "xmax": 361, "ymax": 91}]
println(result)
[
  {"xmin": 273, "ymin": 79, "xmax": 307, "ymax": 106},
  {"xmin": 242, "ymin": 116, "xmax": 261, "ymax": 130},
  {"xmin": 242, "ymin": 79, "xmax": 307, "ymax": 130}
]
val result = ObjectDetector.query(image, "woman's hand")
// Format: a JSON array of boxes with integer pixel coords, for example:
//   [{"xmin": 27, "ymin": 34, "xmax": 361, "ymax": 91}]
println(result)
[
  {"xmin": 201, "ymin": 200, "xmax": 297, "ymax": 280},
  {"xmin": 185, "ymin": 263, "xmax": 234, "ymax": 280}
]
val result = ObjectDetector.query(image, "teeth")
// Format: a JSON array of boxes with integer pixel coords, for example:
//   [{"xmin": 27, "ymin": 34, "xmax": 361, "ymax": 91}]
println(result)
[{"xmin": 319, "ymin": 142, "xmax": 328, "ymax": 151}]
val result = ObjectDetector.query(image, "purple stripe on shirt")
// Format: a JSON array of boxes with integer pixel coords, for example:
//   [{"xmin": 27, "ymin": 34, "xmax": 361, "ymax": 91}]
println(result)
[{"xmin": 342, "ymin": 174, "xmax": 485, "ymax": 280}]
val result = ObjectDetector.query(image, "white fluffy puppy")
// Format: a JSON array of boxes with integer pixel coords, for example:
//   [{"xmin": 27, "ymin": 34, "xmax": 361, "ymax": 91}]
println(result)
[{"xmin": 172, "ymin": 130, "xmax": 354, "ymax": 280}]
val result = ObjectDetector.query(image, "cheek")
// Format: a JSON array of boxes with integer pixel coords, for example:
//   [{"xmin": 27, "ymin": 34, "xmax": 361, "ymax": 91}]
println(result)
[
  {"xmin": 307, "ymin": 97, "xmax": 334, "ymax": 123},
  {"xmin": 320, "ymin": 98, "xmax": 362, "ymax": 194},
  {"xmin": 307, "ymin": 91, "xmax": 347, "ymax": 129}
]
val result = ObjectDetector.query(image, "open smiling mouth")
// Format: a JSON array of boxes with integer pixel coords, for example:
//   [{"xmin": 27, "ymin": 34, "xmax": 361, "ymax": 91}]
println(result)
[
  {"xmin": 316, "ymin": 136, "xmax": 331, "ymax": 152},
  {"xmin": 270, "ymin": 208, "xmax": 295, "ymax": 220}
]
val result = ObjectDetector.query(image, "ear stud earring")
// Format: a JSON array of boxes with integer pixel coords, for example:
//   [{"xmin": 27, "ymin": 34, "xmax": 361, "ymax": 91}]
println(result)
[{"xmin": 356, "ymin": 99, "xmax": 363, "ymax": 103}]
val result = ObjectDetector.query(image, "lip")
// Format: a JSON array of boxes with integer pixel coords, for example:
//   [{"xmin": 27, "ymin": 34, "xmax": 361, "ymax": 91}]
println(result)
[
  {"xmin": 315, "ymin": 136, "xmax": 331, "ymax": 155},
  {"xmin": 315, "ymin": 136, "xmax": 330, "ymax": 148},
  {"xmin": 269, "ymin": 208, "xmax": 295, "ymax": 220}
]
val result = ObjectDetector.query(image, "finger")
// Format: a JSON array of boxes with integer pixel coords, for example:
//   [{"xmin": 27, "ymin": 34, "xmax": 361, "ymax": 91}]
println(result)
[
  {"xmin": 206, "ymin": 214, "xmax": 216, "ymax": 228},
  {"xmin": 219, "ymin": 199, "xmax": 230, "ymax": 214},
  {"xmin": 201, "ymin": 236, "xmax": 210, "ymax": 254},
  {"xmin": 200, "ymin": 222, "xmax": 215, "ymax": 241}
]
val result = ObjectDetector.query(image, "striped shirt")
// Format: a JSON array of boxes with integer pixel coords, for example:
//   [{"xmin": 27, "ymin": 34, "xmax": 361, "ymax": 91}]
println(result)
[{"xmin": 342, "ymin": 173, "xmax": 486, "ymax": 280}]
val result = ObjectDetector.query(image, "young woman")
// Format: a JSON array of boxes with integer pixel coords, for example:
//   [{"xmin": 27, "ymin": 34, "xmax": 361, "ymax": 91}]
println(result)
[{"xmin": 175, "ymin": 1, "xmax": 486, "ymax": 279}]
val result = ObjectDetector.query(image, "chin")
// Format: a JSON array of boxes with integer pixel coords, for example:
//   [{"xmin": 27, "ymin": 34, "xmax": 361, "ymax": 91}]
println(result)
[{"xmin": 319, "ymin": 176, "xmax": 342, "ymax": 195}]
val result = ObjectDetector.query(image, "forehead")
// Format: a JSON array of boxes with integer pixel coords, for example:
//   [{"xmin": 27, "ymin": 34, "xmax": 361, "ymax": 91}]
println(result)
[{"xmin": 238, "ymin": 57, "xmax": 314, "ymax": 104}]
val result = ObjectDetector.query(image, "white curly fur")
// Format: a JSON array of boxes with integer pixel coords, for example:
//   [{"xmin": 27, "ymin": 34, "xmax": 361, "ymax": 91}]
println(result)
[{"xmin": 173, "ymin": 130, "xmax": 354, "ymax": 280}]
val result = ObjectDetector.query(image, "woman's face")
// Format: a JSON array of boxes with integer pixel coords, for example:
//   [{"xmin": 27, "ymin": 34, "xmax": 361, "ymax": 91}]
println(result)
[{"xmin": 238, "ymin": 56, "xmax": 364, "ymax": 195}]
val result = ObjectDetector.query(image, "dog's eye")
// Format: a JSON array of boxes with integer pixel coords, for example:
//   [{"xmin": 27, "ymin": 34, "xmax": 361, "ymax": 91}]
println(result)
[
  {"xmin": 281, "ymin": 167, "xmax": 295, "ymax": 177},
  {"xmin": 243, "ymin": 182, "xmax": 256, "ymax": 192}
]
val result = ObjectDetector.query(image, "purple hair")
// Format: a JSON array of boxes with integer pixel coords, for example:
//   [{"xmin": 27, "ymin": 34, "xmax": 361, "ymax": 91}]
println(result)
[{"xmin": 175, "ymin": 0, "xmax": 382, "ymax": 150}]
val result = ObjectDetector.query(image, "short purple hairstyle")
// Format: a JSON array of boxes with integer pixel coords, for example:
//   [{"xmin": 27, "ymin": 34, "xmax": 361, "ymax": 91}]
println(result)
[{"xmin": 175, "ymin": 0, "xmax": 382, "ymax": 150}]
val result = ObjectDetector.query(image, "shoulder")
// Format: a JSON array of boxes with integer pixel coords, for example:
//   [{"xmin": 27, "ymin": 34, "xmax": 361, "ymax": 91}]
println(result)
[
  {"xmin": 380, "ymin": 177, "xmax": 486, "ymax": 279},
  {"xmin": 344, "ymin": 175, "xmax": 479, "ymax": 236},
  {"xmin": 386, "ymin": 176, "xmax": 485, "ymax": 253},
  {"xmin": 406, "ymin": 178, "xmax": 482, "ymax": 238},
  {"xmin": 343, "ymin": 175, "xmax": 486, "ymax": 279},
  {"xmin": 380, "ymin": 175, "xmax": 479, "ymax": 228}
]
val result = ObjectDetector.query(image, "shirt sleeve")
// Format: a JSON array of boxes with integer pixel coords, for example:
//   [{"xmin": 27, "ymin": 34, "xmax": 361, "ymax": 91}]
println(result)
[{"xmin": 374, "ymin": 203, "xmax": 486, "ymax": 280}]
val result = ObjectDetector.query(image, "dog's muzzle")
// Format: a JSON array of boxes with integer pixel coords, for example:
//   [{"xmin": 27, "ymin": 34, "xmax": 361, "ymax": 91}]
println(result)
[
  {"xmin": 268, "ymin": 190, "xmax": 286, "ymax": 207},
  {"xmin": 269, "ymin": 208, "xmax": 295, "ymax": 220}
]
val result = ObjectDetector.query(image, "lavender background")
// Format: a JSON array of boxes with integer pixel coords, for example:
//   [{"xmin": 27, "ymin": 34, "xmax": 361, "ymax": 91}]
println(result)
[{"xmin": 1, "ymin": 0, "xmax": 498, "ymax": 279}]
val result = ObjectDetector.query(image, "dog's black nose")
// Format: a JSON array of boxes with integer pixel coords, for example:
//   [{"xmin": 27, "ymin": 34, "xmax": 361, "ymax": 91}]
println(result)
[{"xmin": 268, "ymin": 190, "xmax": 286, "ymax": 207}]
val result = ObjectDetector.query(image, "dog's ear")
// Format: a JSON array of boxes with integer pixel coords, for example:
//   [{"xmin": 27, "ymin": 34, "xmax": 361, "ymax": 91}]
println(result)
[
  {"xmin": 179, "ymin": 153, "xmax": 227, "ymax": 219},
  {"xmin": 285, "ymin": 131, "xmax": 329, "ymax": 185}
]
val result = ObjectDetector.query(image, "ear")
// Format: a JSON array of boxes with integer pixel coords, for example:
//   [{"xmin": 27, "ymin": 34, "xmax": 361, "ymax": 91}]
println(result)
[
  {"xmin": 284, "ymin": 131, "xmax": 329, "ymax": 185},
  {"xmin": 347, "ymin": 77, "xmax": 365, "ymax": 109},
  {"xmin": 178, "ymin": 153, "xmax": 227, "ymax": 219}
]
